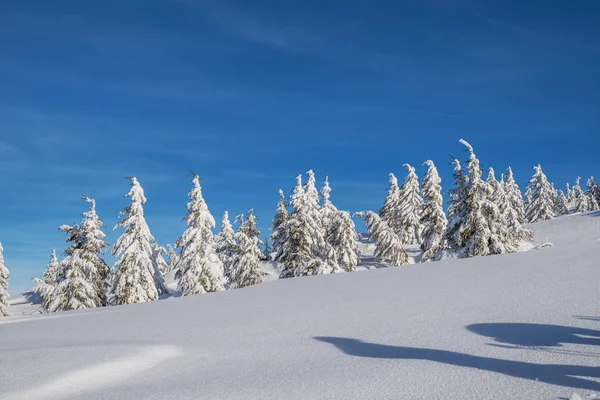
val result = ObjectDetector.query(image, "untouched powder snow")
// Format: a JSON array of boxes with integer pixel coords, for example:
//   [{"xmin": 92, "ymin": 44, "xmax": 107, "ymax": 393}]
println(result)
[{"xmin": 2, "ymin": 212, "xmax": 600, "ymax": 399}]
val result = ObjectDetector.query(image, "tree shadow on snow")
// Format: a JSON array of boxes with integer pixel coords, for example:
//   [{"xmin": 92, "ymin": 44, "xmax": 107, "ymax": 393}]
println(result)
[
  {"xmin": 574, "ymin": 316, "xmax": 600, "ymax": 323},
  {"xmin": 314, "ymin": 336, "xmax": 600, "ymax": 391},
  {"xmin": 466, "ymin": 323, "xmax": 600, "ymax": 347}
]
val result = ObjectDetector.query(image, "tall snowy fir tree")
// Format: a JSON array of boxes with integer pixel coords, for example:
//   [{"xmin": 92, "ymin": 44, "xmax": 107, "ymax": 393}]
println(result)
[
  {"xmin": 445, "ymin": 159, "xmax": 468, "ymax": 250},
  {"xmin": 358, "ymin": 211, "xmax": 408, "ymax": 266},
  {"xmin": 279, "ymin": 174, "xmax": 324, "ymax": 278},
  {"xmin": 32, "ymin": 249, "xmax": 61, "ymax": 312},
  {"xmin": 319, "ymin": 176, "xmax": 342, "ymax": 273},
  {"xmin": 151, "ymin": 242, "xmax": 170, "ymax": 276},
  {"xmin": 228, "ymin": 209, "xmax": 264, "ymax": 289},
  {"xmin": 48, "ymin": 223, "xmax": 101, "ymax": 312},
  {"xmin": 504, "ymin": 167, "xmax": 526, "ymax": 224},
  {"xmin": 566, "ymin": 183, "xmax": 574, "ymax": 204},
  {"xmin": 0, "ymin": 243, "xmax": 9, "ymax": 317},
  {"xmin": 419, "ymin": 160, "xmax": 447, "ymax": 262},
  {"xmin": 165, "ymin": 244, "xmax": 177, "ymax": 274},
  {"xmin": 176, "ymin": 174, "xmax": 225, "ymax": 295},
  {"xmin": 572, "ymin": 177, "xmax": 584, "ymax": 203},
  {"xmin": 586, "ymin": 177, "xmax": 600, "ymax": 208},
  {"xmin": 270, "ymin": 189, "xmax": 289, "ymax": 263},
  {"xmin": 525, "ymin": 165, "xmax": 555, "ymax": 223},
  {"xmin": 487, "ymin": 168, "xmax": 524, "ymax": 252},
  {"xmin": 555, "ymin": 190, "xmax": 570, "ymax": 216},
  {"xmin": 215, "ymin": 211, "xmax": 237, "ymax": 280},
  {"xmin": 111, "ymin": 177, "xmax": 162, "ymax": 305},
  {"xmin": 576, "ymin": 190, "xmax": 599, "ymax": 213},
  {"xmin": 454, "ymin": 140, "xmax": 506, "ymax": 257},
  {"xmin": 395, "ymin": 164, "xmax": 423, "ymax": 245},
  {"xmin": 303, "ymin": 170, "xmax": 328, "ymax": 272},
  {"xmin": 379, "ymin": 173, "xmax": 400, "ymax": 234},
  {"xmin": 321, "ymin": 176, "xmax": 359, "ymax": 273},
  {"xmin": 79, "ymin": 196, "xmax": 111, "ymax": 305}
]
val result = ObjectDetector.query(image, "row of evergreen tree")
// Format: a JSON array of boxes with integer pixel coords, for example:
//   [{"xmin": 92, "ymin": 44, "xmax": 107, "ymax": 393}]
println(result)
[{"xmin": 0, "ymin": 139, "xmax": 598, "ymax": 316}]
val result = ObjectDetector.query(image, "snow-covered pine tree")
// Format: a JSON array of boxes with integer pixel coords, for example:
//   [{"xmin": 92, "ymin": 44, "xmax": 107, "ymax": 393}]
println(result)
[
  {"xmin": 525, "ymin": 165, "xmax": 555, "ymax": 223},
  {"xmin": 270, "ymin": 189, "xmax": 289, "ymax": 263},
  {"xmin": 575, "ymin": 192, "xmax": 593, "ymax": 213},
  {"xmin": 80, "ymin": 196, "xmax": 111, "ymax": 305},
  {"xmin": 445, "ymin": 159, "xmax": 468, "ymax": 250},
  {"xmin": 487, "ymin": 168, "xmax": 524, "ymax": 252},
  {"xmin": 151, "ymin": 242, "xmax": 170, "ymax": 277},
  {"xmin": 555, "ymin": 190, "xmax": 570, "ymax": 216},
  {"xmin": 215, "ymin": 211, "xmax": 237, "ymax": 280},
  {"xmin": 572, "ymin": 177, "xmax": 585, "ymax": 203},
  {"xmin": 357, "ymin": 211, "xmax": 408, "ymax": 266},
  {"xmin": 48, "ymin": 223, "xmax": 102, "ymax": 312},
  {"xmin": 586, "ymin": 177, "xmax": 600, "ymax": 207},
  {"xmin": 328, "ymin": 210, "xmax": 360, "ymax": 272},
  {"xmin": 566, "ymin": 183, "xmax": 573, "ymax": 204},
  {"xmin": 176, "ymin": 174, "xmax": 225, "ymax": 295},
  {"xmin": 320, "ymin": 176, "xmax": 359, "ymax": 272},
  {"xmin": 504, "ymin": 167, "xmax": 526, "ymax": 224},
  {"xmin": 32, "ymin": 249, "xmax": 61, "ymax": 312},
  {"xmin": 279, "ymin": 174, "xmax": 324, "ymax": 278},
  {"xmin": 455, "ymin": 140, "xmax": 506, "ymax": 257},
  {"xmin": 419, "ymin": 160, "xmax": 447, "ymax": 262},
  {"xmin": 379, "ymin": 173, "xmax": 400, "ymax": 234},
  {"xmin": 165, "ymin": 244, "xmax": 177, "ymax": 274},
  {"xmin": 304, "ymin": 170, "xmax": 328, "ymax": 273},
  {"xmin": 396, "ymin": 164, "xmax": 423, "ymax": 245},
  {"xmin": 319, "ymin": 176, "xmax": 342, "ymax": 273},
  {"xmin": 0, "ymin": 243, "xmax": 9, "ymax": 316},
  {"xmin": 111, "ymin": 177, "xmax": 162, "ymax": 305},
  {"xmin": 228, "ymin": 209, "xmax": 264, "ymax": 289}
]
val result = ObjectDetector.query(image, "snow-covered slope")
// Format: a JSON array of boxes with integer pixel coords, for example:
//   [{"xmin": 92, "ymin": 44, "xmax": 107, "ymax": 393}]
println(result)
[{"xmin": 2, "ymin": 212, "xmax": 600, "ymax": 399}]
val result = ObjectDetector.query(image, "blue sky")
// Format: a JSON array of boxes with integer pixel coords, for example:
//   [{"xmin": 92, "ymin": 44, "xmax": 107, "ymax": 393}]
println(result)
[{"xmin": 1, "ymin": 0, "xmax": 599, "ymax": 294}]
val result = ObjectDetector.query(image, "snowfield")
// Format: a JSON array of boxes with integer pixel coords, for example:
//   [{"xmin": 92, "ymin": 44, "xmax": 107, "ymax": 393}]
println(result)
[{"xmin": 3, "ymin": 211, "xmax": 600, "ymax": 399}]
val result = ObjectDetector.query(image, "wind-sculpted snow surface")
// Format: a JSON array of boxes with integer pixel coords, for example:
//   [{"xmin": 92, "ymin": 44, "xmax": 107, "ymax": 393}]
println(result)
[{"xmin": 1, "ymin": 212, "xmax": 600, "ymax": 399}]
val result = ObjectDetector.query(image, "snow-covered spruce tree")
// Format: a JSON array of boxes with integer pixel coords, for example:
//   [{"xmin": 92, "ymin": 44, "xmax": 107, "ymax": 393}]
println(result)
[
  {"xmin": 270, "ymin": 189, "xmax": 289, "ymax": 263},
  {"xmin": 487, "ymin": 168, "xmax": 522, "ymax": 252},
  {"xmin": 79, "ymin": 196, "xmax": 111, "ymax": 305},
  {"xmin": 165, "ymin": 244, "xmax": 177, "ymax": 274},
  {"xmin": 586, "ymin": 177, "xmax": 600, "ymax": 207},
  {"xmin": 455, "ymin": 140, "xmax": 506, "ymax": 257},
  {"xmin": 525, "ymin": 165, "xmax": 555, "ymax": 223},
  {"xmin": 176, "ymin": 174, "xmax": 225, "ymax": 295},
  {"xmin": 329, "ymin": 210, "xmax": 360, "ymax": 272},
  {"xmin": 319, "ymin": 176, "xmax": 342, "ymax": 273},
  {"xmin": 111, "ymin": 177, "xmax": 163, "ymax": 305},
  {"xmin": 0, "ymin": 243, "xmax": 9, "ymax": 316},
  {"xmin": 379, "ymin": 173, "xmax": 400, "ymax": 234},
  {"xmin": 555, "ymin": 190, "xmax": 570, "ymax": 216},
  {"xmin": 48, "ymin": 223, "xmax": 102, "ymax": 312},
  {"xmin": 566, "ymin": 183, "xmax": 574, "ymax": 204},
  {"xmin": 419, "ymin": 160, "xmax": 447, "ymax": 262},
  {"xmin": 501, "ymin": 167, "xmax": 533, "ymax": 247},
  {"xmin": 279, "ymin": 174, "xmax": 324, "ymax": 278},
  {"xmin": 32, "ymin": 249, "xmax": 61, "ymax": 312},
  {"xmin": 321, "ymin": 176, "xmax": 360, "ymax": 272},
  {"xmin": 151, "ymin": 242, "xmax": 170, "ymax": 276},
  {"xmin": 303, "ymin": 170, "xmax": 328, "ymax": 273},
  {"xmin": 504, "ymin": 167, "xmax": 526, "ymax": 224},
  {"xmin": 396, "ymin": 164, "xmax": 424, "ymax": 245},
  {"xmin": 357, "ymin": 211, "xmax": 408, "ymax": 266},
  {"xmin": 215, "ymin": 211, "xmax": 237, "ymax": 280},
  {"xmin": 445, "ymin": 159, "xmax": 469, "ymax": 250},
  {"xmin": 572, "ymin": 177, "xmax": 585, "ymax": 203},
  {"xmin": 228, "ymin": 210, "xmax": 264, "ymax": 289}
]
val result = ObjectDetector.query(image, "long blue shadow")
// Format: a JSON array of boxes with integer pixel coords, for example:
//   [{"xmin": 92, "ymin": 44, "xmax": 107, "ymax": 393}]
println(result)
[
  {"xmin": 466, "ymin": 323, "xmax": 600, "ymax": 347},
  {"xmin": 314, "ymin": 336, "xmax": 600, "ymax": 390}
]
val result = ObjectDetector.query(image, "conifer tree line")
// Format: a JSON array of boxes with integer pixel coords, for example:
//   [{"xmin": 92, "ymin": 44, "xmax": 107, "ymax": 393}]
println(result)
[{"xmin": 0, "ymin": 138, "xmax": 591, "ymax": 316}]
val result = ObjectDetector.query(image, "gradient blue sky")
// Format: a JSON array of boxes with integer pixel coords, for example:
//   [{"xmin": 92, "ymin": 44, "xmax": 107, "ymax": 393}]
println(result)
[{"xmin": 1, "ymin": 0, "xmax": 599, "ymax": 293}]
